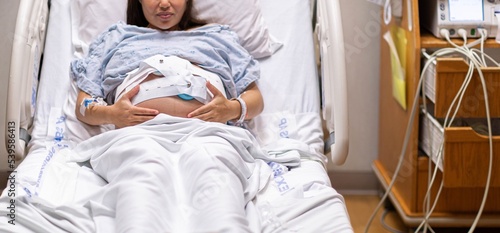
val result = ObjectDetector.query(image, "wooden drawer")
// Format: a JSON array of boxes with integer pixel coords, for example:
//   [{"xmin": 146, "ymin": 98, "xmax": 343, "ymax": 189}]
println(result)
[
  {"xmin": 424, "ymin": 57, "xmax": 500, "ymax": 118},
  {"xmin": 420, "ymin": 109, "xmax": 500, "ymax": 188},
  {"xmin": 417, "ymin": 156, "xmax": 500, "ymax": 213},
  {"xmin": 443, "ymin": 126, "xmax": 500, "ymax": 188}
]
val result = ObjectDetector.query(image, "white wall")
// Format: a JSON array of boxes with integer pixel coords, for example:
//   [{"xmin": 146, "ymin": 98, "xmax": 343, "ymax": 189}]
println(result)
[{"xmin": 327, "ymin": 0, "xmax": 381, "ymax": 176}]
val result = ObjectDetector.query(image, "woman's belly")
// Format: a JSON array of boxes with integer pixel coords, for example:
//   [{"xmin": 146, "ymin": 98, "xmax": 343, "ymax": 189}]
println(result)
[
  {"xmin": 135, "ymin": 96, "xmax": 203, "ymax": 118},
  {"xmin": 133, "ymin": 74, "xmax": 204, "ymax": 117}
]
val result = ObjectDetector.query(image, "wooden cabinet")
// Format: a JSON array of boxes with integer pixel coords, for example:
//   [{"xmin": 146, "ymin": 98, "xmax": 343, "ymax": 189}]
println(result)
[{"xmin": 373, "ymin": 0, "xmax": 500, "ymax": 227}]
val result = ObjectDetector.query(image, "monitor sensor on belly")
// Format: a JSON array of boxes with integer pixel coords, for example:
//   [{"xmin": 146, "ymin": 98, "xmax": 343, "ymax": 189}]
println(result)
[{"xmin": 151, "ymin": 70, "xmax": 194, "ymax": 101}]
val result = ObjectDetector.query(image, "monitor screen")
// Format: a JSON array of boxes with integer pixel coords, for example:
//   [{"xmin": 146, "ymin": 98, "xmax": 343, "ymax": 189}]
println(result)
[{"xmin": 448, "ymin": 0, "xmax": 484, "ymax": 21}]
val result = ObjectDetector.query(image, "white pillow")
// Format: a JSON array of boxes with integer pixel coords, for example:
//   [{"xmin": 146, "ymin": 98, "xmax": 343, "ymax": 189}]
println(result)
[
  {"xmin": 71, "ymin": 0, "xmax": 282, "ymax": 58},
  {"xmin": 72, "ymin": 0, "xmax": 127, "ymax": 51},
  {"xmin": 191, "ymin": 0, "xmax": 282, "ymax": 58}
]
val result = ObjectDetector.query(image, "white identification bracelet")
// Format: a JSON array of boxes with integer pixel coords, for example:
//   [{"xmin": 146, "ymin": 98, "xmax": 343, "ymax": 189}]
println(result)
[
  {"xmin": 79, "ymin": 96, "xmax": 107, "ymax": 117},
  {"xmin": 233, "ymin": 96, "xmax": 247, "ymax": 126}
]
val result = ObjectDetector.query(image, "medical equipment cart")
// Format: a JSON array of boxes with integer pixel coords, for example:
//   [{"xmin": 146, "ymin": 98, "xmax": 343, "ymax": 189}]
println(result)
[{"xmin": 373, "ymin": 0, "xmax": 500, "ymax": 230}]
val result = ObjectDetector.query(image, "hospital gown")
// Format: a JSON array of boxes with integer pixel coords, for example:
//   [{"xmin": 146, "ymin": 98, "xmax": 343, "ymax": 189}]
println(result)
[{"xmin": 70, "ymin": 22, "xmax": 260, "ymax": 103}]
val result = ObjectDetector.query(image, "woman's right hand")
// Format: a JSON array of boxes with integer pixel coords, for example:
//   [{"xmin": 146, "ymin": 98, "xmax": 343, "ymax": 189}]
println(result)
[
  {"xmin": 75, "ymin": 87, "xmax": 159, "ymax": 128},
  {"xmin": 110, "ymin": 86, "xmax": 159, "ymax": 128}
]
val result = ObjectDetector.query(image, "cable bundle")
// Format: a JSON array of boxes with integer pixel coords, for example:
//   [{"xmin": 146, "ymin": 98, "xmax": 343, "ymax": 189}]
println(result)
[{"xmin": 366, "ymin": 28, "xmax": 499, "ymax": 233}]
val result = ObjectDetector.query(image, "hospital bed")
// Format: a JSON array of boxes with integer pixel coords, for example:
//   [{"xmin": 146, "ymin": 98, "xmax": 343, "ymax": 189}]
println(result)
[{"xmin": 0, "ymin": 0, "xmax": 353, "ymax": 232}]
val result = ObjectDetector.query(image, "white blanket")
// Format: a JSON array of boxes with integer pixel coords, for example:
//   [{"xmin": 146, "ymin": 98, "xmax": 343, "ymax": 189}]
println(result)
[
  {"xmin": 74, "ymin": 114, "xmax": 282, "ymax": 232},
  {"xmin": 2, "ymin": 115, "xmax": 300, "ymax": 232},
  {"xmin": 0, "ymin": 114, "xmax": 352, "ymax": 232}
]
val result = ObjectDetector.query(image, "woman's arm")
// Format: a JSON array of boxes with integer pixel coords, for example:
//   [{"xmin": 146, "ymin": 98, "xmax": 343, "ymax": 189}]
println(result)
[
  {"xmin": 187, "ymin": 81, "xmax": 263, "ymax": 123},
  {"xmin": 232, "ymin": 82, "xmax": 263, "ymax": 120},
  {"xmin": 75, "ymin": 86, "xmax": 159, "ymax": 128}
]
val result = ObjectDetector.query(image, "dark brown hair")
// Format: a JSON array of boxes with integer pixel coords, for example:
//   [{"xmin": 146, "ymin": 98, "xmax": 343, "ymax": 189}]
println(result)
[{"xmin": 127, "ymin": 0, "xmax": 205, "ymax": 30}]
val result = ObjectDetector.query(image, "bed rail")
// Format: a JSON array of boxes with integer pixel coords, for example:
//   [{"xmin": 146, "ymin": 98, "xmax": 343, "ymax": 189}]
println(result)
[
  {"xmin": 2, "ymin": 0, "xmax": 49, "ymax": 171},
  {"xmin": 315, "ymin": 0, "xmax": 349, "ymax": 165}
]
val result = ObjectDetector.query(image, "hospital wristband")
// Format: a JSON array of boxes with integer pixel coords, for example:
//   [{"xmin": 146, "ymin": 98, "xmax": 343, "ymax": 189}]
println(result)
[{"xmin": 232, "ymin": 96, "xmax": 247, "ymax": 125}]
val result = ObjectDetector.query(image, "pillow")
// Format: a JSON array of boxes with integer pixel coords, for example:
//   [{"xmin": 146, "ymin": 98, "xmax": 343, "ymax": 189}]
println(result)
[
  {"xmin": 191, "ymin": 0, "xmax": 282, "ymax": 58},
  {"xmin": 70, "ymin": 0, "xmax": 128, "ymax": 56},
  {"xmin": 71, "ymin": 0, "xmax": 282, "ymax": 58}
]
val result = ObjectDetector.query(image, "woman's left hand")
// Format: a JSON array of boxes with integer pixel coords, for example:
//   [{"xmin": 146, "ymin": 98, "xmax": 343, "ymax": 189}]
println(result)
[{"xmin": 187, "ymin": 81, "xmax": 240, "ymax": 123}]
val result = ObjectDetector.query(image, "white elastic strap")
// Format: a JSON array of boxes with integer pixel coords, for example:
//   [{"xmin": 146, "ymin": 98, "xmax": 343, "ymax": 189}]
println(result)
[
  {"xmin": 233, "ymin": 96, "xmax": 247, "ymax": 125},
  {"xmin": 116, "ymin": 55, "xmax": 227, "ymax": 104}
]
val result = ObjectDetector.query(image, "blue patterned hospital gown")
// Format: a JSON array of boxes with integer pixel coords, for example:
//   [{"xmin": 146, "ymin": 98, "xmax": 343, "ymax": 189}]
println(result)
[{"xmin": 70, "ymin": 22, "xmax": 259, "ymax": 103}]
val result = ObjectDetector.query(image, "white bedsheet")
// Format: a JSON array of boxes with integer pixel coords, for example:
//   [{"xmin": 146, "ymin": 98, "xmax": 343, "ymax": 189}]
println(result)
[{"xmin": 251, "ymin": 0, "xmax": 325, "ymax": 160}]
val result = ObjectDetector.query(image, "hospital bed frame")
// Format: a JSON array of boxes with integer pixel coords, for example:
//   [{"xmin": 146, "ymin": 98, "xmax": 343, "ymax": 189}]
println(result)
[
  {"xmin": 1, "ymin": 0, "xmax": 348, "ymax": 172},
  {"xmin": 1, "ymin": 0, "xmax": 49, "ymax": 172}
]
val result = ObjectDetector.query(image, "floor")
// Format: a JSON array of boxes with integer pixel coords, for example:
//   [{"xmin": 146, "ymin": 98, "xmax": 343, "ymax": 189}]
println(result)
[
  {"xmin": 344, "ymin": 194, "xmax": 408, "ymax": 233},
  {"xmin": 343, "ymin": 194, "xmax": 500, "ymax": 233}
]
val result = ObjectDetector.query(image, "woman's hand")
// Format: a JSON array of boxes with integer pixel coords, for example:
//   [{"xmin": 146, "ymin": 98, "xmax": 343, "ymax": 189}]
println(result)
[
  {"xmin": 110, "ymin": 86, "xmax": 159, "ymax": 128},
  {"xmin": 75, "ymin": 87, "xmax": 159, "ymax": 128},
  {"xmin": 187, "ymin": 82, "xmax": 240, "ymax": 123}
]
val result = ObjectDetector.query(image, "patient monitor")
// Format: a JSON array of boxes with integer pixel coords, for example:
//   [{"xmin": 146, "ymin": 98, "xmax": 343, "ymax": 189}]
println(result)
[{"xmin": 421, "ymin": 0, "xmax": 500, "ymax": 38}]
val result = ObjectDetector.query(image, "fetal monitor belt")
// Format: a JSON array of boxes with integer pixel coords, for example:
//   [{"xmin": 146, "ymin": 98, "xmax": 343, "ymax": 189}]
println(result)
[
  {"xmin": 115, "ymin": 55, "xmax": 226, "ymax": 105},
  {"xmin": 131, "ymin": 76, "xmax": 203, "ymax": 105}
]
